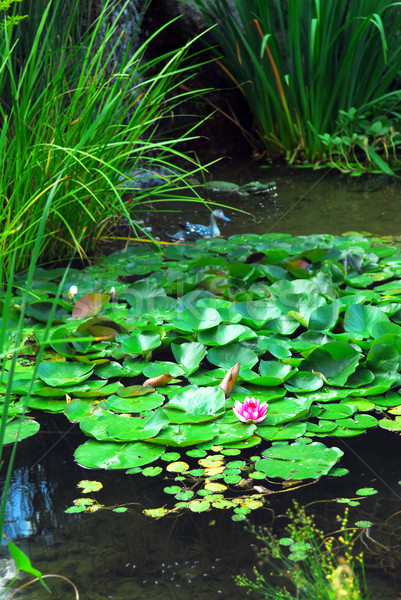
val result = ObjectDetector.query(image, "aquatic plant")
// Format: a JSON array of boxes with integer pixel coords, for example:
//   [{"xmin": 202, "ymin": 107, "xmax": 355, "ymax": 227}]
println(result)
[
  {"xmin": 233, "ymin": 396, "xmax": 268, "ymax": 423},
  {"xmin": 236, "ymin": 503, "xmax": 368, "ymax": 599},
  {"xmin": 0, "ymin": 0, "xmax": 212, "ymax": 281},
  {"xmin": 3, "ymin": 231, "xmax": 401, "ymax": 517},
  {"xmin": 190, "ymin": 0, "xmax": 401, "ymax": 172}
]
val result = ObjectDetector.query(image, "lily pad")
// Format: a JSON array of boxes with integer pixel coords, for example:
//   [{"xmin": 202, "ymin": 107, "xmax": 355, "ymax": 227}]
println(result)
[
  {"xmin": 37, "ymin": 362, "xmax": 94, "ymax": 386},
  {"xmin": 162, "ymin": 386, "xmax": 226, "ymax": 424},
  {"xmin": 74, "ymin": 440, "xmax": 164, "ymax": 469},
  {"xmin": 255, "ymin": 440, "xmax": 343, "ymax": 480},
  {"xmin": 3, "ymin": 418, "xmax": 40, "ymax": 444}
]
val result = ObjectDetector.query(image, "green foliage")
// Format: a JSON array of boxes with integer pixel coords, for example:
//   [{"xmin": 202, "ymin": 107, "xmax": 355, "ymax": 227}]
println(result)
[
  {"xmin": 6, "ymin": 231, "xmax": 401, "ymax": 515},
  {"xmin": 0, "ymin": 0, "xmax": 211, "ymax": 281},
  {"xmin": 235, "ymin": 504, "xmax": 369, "ymax": 599},
  {"xmin": 0, "ymin": 0, "xmax": 27, "ymax": 33},
  {"xmin": 191, "ymin": 0, "xmax": 401, "ymax": 172},
  {"xmin": 7, "ymin": 540, "xmax": 50, "ymax": 593}
]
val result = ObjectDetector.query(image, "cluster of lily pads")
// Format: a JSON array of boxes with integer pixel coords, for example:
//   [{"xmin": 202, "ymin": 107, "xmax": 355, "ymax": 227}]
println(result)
[{"xmin": 4, "ymin": 231, "xmax": 401, "ymax": 516}]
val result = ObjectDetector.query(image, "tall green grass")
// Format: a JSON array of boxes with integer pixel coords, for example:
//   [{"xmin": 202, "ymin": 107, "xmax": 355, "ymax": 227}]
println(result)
[
  {"xmin": 191, "ymin": 0, "xmax": 401, "ymax": 171},
  {"xmin": 0, "ymin": 0, "xmax": 211, "ymax": 283}
]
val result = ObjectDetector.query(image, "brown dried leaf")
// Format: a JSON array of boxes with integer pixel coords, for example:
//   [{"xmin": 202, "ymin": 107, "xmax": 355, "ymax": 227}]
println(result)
[
  {"xmin": 219, "ymin": 362, "xmax": 240, "ymax": 398},
  {"xmin": 72, "ymin": 293, "xmax": 110, "ymax": 319},
  {"xmin": 143, "ymin": 373, "xmax": 173, "ymax": 388}
]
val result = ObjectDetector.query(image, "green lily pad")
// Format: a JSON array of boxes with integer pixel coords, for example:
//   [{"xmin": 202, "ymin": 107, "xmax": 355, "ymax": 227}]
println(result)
[
  {"xmin": 335, "ymin": 414, "xmax": 378, "ymax": 429},
  {"xmin": 198, "ymin": 324, "xmax": 254, "ymax": 346},
  {"xmin": 255, "ymin": 440, "xmax": 343, "ymax": 480},
  {"xmin": 106, "ymin": 392, "xmax": 165, "ymax": 413},
  {"xmin": 207, "ymin": 343, "xmax": 258, "ymax": 369},
  {"xmin": 284, "ymin": 371, "xmax": 324, "ymax": 393},
  {"xmin": 74, "ymin": 440, "xmax": 164, "ymax": 469},
  {"xmin": 173, "ymin": 307, "xmax": 222, "ymax": 332},
  {"xmin": 211, "ymin": 421, "xmax": 257, "ymax": 445},
  {"xmin": 234, "ymin": 301, "xmax": 281, "ymax": 328},
  {"xmin": 162, "ymin": 386, "xmax": 226, "ymax": 424},
  {"xmin": 263, "ymin": 397, "xmax": 313, "ymax": 426},
  {"xmin": 257, "ymin": 421, "xmax": 307, "ymax": 441},
  {"xmin": 142, "ymin": 362, "xmax": 184, "ymax": 378},
  {"xmin": 171, "ymin": 342, "xmax": 207, "ymax": 377},
  {"xmin": 120, "ymin": 329, "xmax": 162, "ymax": 354},
  {"xmin": 306, "ymin": 420, "xmax": 338, "ymax": 433},
  {"xmin": 37, "ymin": 362, "xmax": 94, "ymax": 386},
  {"xmin": 378, "ymin": 416, "xmax": 401, "ymax": 431},
  {"xmin": 317, "ymin": 403, "xmax": 356, "ymax": 420},
  {"xmin": 3, "ymin": 418, "xmax": 40, "ymax": 444},
  {"xmin": 344, "ymin": 304, "xmax": 389, "ymax": 336},
  {"xmin": 149, "ymin": 422, "xmax": 219, "ymax": 447},
  {"xmin": 300, "ymin": 342, "xmax": 360, "ymax": 386}
]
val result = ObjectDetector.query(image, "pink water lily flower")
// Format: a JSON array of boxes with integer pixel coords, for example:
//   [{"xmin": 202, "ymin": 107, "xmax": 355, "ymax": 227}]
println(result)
[{"xmin": 233, "ymin": 396, "xmax": 268, "ymax": 424}]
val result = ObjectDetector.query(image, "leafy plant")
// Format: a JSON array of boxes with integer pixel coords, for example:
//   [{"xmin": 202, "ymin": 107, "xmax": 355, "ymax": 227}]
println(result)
[
  {"xmin": 235, "ymin": 503, "xmax": 369, "ymax": 599},
  {"xmin": 0, "ymin": 187, "xmax": 79, "ymax": 595},
  {"xmin": 189, "ymin": 0, "xmax": 401, "ymax": 172},
  {"xmin": 0, "ymin": 0, "xmax": 27, "ymax": 33},
  {"xmin": 3, "ymin": 230, "xmax": 401, "ymax": 516},
  {"xmin": 0, "ymin": 0, "xmax": 212, "ymax": 282}
]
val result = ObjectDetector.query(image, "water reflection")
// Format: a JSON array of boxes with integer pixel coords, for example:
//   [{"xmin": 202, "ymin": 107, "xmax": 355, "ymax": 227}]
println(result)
[{"xmin": 2, "ymin": 465, "xmax": 56, "ymax": 544}]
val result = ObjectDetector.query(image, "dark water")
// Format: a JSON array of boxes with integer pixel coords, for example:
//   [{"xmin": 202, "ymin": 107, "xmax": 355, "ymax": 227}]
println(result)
[
  {"xmin": 151, "ymin": 160, "xmax": 401, "ymax": 240},
  {"xmin": 3, "ymin": 166, "xmax": 401, "ymax": 599},
  {"xmin": 3, "ymin": 418, "xmax": 401, "ymax": 599}
]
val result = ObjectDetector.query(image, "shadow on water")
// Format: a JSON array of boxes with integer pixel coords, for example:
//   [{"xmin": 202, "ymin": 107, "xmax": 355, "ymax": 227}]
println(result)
[{"xmin": 4, "ymin": 165, "xmax": 401, "ymax": 598}]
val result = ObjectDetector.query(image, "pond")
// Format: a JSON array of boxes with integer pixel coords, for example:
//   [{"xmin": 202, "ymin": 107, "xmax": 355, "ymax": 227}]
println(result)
[
  {"xmin": 3, "ymin": 163, "xmax": 401, "ymax": 600},
  {"xmin": 151, "ymin": 160, "xmax": 401, "ymax": 241}
]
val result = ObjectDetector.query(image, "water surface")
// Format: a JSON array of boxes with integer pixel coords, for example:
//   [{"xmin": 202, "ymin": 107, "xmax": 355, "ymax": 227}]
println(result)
[{"xmin": 3, "ymin": 165, "xmax": 401, "ymax": 599}]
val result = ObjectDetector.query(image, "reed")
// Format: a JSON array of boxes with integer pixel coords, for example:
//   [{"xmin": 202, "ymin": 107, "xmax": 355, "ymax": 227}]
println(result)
[
  {"xmin": 0, "ymin": 0, "xmax": 210, "ymax": 282},
  {"xmin": 191, "ymin": 0, "xmax": 401, "ymax": 170}
]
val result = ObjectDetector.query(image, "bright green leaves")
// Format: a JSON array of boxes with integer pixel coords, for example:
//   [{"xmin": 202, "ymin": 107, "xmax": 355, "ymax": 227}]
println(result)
[
  {"xmin": 171, "ymin": 342, "xmax": 207, "ymax": 376},
  {"xmin": 3, "ymin": 418, "xmax": 40, "ymax": 444},
  {"xmin": 9, "ymin": 232, "xmax": 401, "ymax": 518},
  {"xmin": 256, "ymin": 440, "xmax": 343, "ymax": 480},
  {"xmin": 207, "ymin": 343, "xmax": 258, "ymax": 369},
  {"xmin": 162, "ymin": 386, "xmax": 226, "ymax": 423},
  {"xmin": 149, "ymin": 423, "xmax": 220, "ymax": 447},
  {"xmin": 344, "ymin": 304, "xmax": 389, "ymax": 337},
  {"xmin": 119, "ymin": 329, "xmax": 162, "ymax": 354},
  {"xmin": 75, "ymin": 440, "xmax": 164, "ymax": 469},
  {"xmin": 300, "ymin": 342, "xmax": 361, "ymax": 386},
  {"xmin": 37, "ymin": 362, "xmax": 94, "ymax": 386},
  {"xmin": 173, "ymin": 307, "xmax": 222, "ymax": 332}
]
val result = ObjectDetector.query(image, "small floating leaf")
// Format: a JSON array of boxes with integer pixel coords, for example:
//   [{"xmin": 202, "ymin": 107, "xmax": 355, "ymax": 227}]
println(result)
[
  {"xmin": 77, "ymin": 480, "xmax": 103, "ymax": 493},
  {"xmin": 188, "ymin": 499, "xmax": 210, "ymax": 512},
  {"xmin": 143, "ymin": 507, "xmax": 169, "ymax": 518},
  {"xmin": 356, "ymin": 487, "xmax": 378, "ymax": 496},
  {"xmin": 166, "ymin": 461, "xmax": 190, "ymax": 473}
]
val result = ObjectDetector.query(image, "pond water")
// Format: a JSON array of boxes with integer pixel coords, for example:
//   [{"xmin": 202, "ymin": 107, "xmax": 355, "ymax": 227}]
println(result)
[
  {"xmin": 151, "ymin": 160, "xmax": 401, "ymax": 241},
  {"xmin": 3, "ymin": 164, "xmax": 401, "ymax": 599}
]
